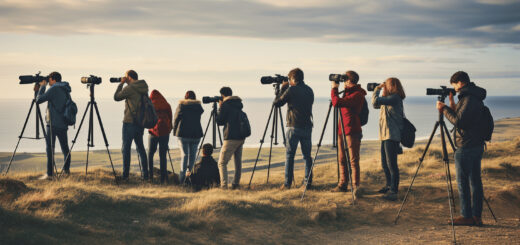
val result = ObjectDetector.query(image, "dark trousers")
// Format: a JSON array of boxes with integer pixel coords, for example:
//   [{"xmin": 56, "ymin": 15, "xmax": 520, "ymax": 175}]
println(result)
[
  {"xmin": 455, "ymin": 145, "xmax": 484, "ymax": 218},
  {"xmin": 122, "ymin": 123, "xmax": 148, "ymax": 179},
  {"xmin": 45, "ymin": 125, "xmax": 70, "ymax": 176},
  {"xmin": 285, "ymin": 127, "xmax": 313, "ymax": 187},
  {"xmin": 148, "ymin": 134, "xmax": 170, "ymax": 183},
  {"xmin": 381, "ymin": 140, "xmax": 400, "ymax": 193}
]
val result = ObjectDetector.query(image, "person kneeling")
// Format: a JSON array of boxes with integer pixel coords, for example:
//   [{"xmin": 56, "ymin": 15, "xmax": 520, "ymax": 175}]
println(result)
[{"xmin": 186, "ymin": 143, "xmax": 220, "ymax": 191}]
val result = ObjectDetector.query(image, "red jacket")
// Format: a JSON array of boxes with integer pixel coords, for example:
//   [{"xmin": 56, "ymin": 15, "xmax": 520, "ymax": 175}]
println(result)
[
  {"xmin": 149, "ymin": 90, "xmax": 173, "ymax": 137},
  {"xmin": 331, "ymin": 85, "xmax": 367, "ymax": 135}
]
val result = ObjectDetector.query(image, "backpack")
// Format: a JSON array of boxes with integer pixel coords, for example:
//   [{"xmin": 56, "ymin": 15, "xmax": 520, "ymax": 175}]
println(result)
[
  {"xmin": 401, "ymin": 116, "xmax": 416, "ymax": 148},
  {"xmin": 127, "ymin": 94, "xmax": 158, "ymax": 129},
  {"xmin": 63, "ymin": 93, "xmax": 78, "ymax": 126},
  {"xmin": 237, "ymin": 110, "xmax": 251, "ymax": 138},
  {"xmin": 477, "ymin": 104, "xmax": 494, "ymax": 141},
  {"xmin": 359, "ymin": 98, "xmax": 369, "ymax": 126}
]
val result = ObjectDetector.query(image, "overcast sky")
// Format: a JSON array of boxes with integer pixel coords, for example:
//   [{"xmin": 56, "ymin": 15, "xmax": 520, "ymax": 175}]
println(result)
[{"xmin": 0, "ymin": 0, "xmax": 519, "ymax": 99}]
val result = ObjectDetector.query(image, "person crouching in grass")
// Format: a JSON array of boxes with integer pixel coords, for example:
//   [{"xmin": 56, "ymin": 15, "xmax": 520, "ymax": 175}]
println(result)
[{"xmin": 186, "ymin": 143, "xmax": 221, "ymax": 191}]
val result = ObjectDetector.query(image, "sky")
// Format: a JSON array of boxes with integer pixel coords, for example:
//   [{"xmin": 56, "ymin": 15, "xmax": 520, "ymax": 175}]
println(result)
[{"xmin": 0, "ymin": 0, "xmax": 519, "ymax": 99}]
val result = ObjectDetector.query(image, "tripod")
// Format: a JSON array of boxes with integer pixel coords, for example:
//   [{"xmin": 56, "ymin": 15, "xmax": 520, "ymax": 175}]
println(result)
[
  {"xmin": 4, "ymin": 88, "xmax": 58, "ymax": 176},
  {"xmin": 195, "ymin": 101, "xmax": 224, "ymax": 162},
  {"xmin": 58, "ymin": 84, "xmax": 118, "ymax": 184},
  {"xmin": 247, "ymin": 83, "xmax": 286, "ymax": 188},
  {"xmin": 301, "ymin": 96, "xmax": 355, "ymax": 203}
]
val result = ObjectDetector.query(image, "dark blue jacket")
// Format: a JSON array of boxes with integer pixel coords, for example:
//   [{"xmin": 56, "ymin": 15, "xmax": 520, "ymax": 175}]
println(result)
[{"xmin": 36, "ymin": 82, "xmax": 72, "ymax": 130}]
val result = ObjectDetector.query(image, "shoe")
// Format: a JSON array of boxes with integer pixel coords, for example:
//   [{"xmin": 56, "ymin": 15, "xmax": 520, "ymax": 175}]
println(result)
[
  {"xmin": 38, "ymin": 174, "xmax": 53, "ymax": 180},
  {"xmin": 62, "ymin": 169, "xmax": 70, "ymax": 177},
  {"xmin": 451, "ymin": 216, "xmax": 475, "ymax": 226},
  {"xmin": 353, "ymin": 186, "xmax": 364, "ymax": 198},
  {"xmin": 331, "ymin": 185, "xmax": 348, "ymax": 193},
  {"xmin": 231, "ymin": 184, "xmax": 240, "ymax": 190},
  {"xmin": 280, "ymin": 184, "xmax": 290, "ymax": 190},
  {"xmin": 378, "ymin": 186, "xmax": 390, "ymax": 194},
  {"xmin": 473, "ymin": 216, "xmax": 483, "ymax": 227},
  {"xmin": 382, "ymin": 191, "xmax": 398, "ymax": 201}
]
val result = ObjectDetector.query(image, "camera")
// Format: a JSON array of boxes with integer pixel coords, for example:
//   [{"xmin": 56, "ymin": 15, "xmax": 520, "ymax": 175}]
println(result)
[
  {"xmin": 81, "ymin": 75, "xmax": 102, "ymax": 85},
  {"xmin": 19, "ymin": 72, "xmax": 48, "ymax": 84},
  {"xmin": 202, "ymin": 96, "xmax": 222, "ymax": 104},
  {"xmin": 261, "ymin": 74, "xmax": 288, "ymax": 85},
  {"xmin": 426, "ymin": 86, "xmax": 456, "ymax": 97},
  {"xmin": 110, "ymin": 77, "xmax": 123, "ymax": 83},
  {"xmin": 329, "ymin": 74, "xmax": 348, "ymax": 84},
  {"xmin": 367, "ymin": 83, "xmax": 380, "ymax": 91}
]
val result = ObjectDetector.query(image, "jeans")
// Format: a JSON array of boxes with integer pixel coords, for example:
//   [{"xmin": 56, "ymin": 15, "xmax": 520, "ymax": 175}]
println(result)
[
  {"xmin": 455, "ymin": 145, "xmax": 484, "ymax": 218},
  {"xmin": 178, "ymin": 137, "xmax": 201, "ymax": 183},
  {"xmin": 381, "ymin": 140, "xmax": 399, "ymax": 193},
  {"xmin": 285, "ymin": 127, "xmax": 313, "ymax": 187},
  {"xmin": 218, "ymin": 139, "xmax": 245, "ymax": 187},
  {"xmin": 337, "ymin": 133, "xmax": 361, "ymax": 187},
  {"xmin": 122, "ymin": 123, "xmax": 148, "ymax": 179},
  {"xmin": 45, "ymin": 126, "xmax": 70, "ymax": 176},
  {"xmin": 148, "ymin": 134, "xmax": 170, "ymax": 183}
]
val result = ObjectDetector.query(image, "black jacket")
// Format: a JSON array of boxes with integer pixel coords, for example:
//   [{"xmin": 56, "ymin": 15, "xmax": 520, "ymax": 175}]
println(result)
[
  {"xmin": 36, "ymin": 82, "xmax": 72, "ymax": 130},
  {"xmin": 216, "ymin": 96, "xmax": 245, "ymax": 140},
  {"xmin": 274, "ymin": 82, "xmax": 314, "ymax": 128},
  {"xmin": 442, "ymin": 82, "xmax": 486, "ymax": 148},
  {"xmin": 188, "ymin": 156, "xmax": 220, "ymax": 190},
  {"xmin": 173, "ymin": 99, "xmax": 204, "ymax": 138}
]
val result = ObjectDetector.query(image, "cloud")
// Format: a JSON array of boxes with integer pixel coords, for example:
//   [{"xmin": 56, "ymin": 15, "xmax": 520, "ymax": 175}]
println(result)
[{"xmin": 0, "ymin": 0, "xmax": 519, "ymax": 46}]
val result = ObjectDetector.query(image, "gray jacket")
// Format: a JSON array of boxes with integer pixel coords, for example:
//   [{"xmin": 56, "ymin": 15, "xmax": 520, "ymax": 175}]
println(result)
[
  {"xmin": 36, "ymin": 82, "xmax": 72, "ymax": 130},
  {"xmin": 372, "ymin": 87, "xmax": 404, "ymax": 142},
  {"xmin": 114, "ymin": 80, "xmax": 149, "ymax": 124},
  {"xmin": 273, "ymin": 81, "xmax": 314, "ymax": 128}
]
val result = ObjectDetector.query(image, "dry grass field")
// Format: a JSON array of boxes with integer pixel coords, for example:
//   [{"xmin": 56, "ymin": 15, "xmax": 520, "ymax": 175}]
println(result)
[{"xmin": 1, "ymin": 118, "xmax": 520, "ymax": 244}]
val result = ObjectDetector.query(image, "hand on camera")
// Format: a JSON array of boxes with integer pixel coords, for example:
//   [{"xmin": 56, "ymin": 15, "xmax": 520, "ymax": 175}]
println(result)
[
  {"xmin": 282, "ymin": 80, "xmax": 289, "ymax": 88},
  {"xmin": 121, "ymin": 77, "xmax": 129, "ymax": 84},
  {"xmin": 436, "ymin": 101, "xmax": 446, "ymax": 112},
  {"xmin": 331, "ymin": 82, "xmax": 339, "ymax": 89},
  {"xmin": 39, "ymin": 80, "xmax": 47, "ymax": 87},
  {"xmin": 33, "ymin": 83, "xmax": 40, "ymax": 92},
  {"xmin": 218, "ymin": 100, "xmax": 223, "ymax": 107},
  {"xmin": 449, "ymin": 92, "xmax": 456, "ymax": 110}
]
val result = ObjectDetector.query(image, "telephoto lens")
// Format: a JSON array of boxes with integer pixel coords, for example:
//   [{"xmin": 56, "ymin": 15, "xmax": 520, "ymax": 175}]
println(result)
[
  {"xmin": 329, "ymin": 74, "xmax": 348, "ymax": 84},
  {"xmin": 110, "ymin": 77, "xmax": 122, "ymax": 83},
  {"xmin": 202, "ymin": 96, "xmax": 223, "ymax": 104},
  {"xmin": 260, "ymin": 74, "xmax": 288, "ymax": 85},
  {"xmin": 426, "ymin": 86, "xmax": 456, "ymax": 96},
  {"xmin": 81, "ymin": 75, "xmax": 102, "ymax": 85},
  {"xmin": 367, "ymin": 83, "xmax": 380, "ymax": 91},
  {"xmin": 19, "ymin": 73, "xmax": 47, "ymax": 84}
]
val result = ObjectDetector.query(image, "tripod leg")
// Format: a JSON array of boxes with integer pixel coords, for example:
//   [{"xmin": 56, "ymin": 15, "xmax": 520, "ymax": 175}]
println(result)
[
  {"xmin": 440, "ymin": 116, "xmax": 457, "ymax": 244},
  {"xmin": 338, "ymin": 109, "xmax": 355, "ymax": 204},
  {"xmin": 248, "ymin": 104, "xmax": 275, "ymax": 189},
  {"xmin": 93, "ymin": 103, "xmax": 119, "ymax": 185},
  {"xmin": 266, "ymin": 113, "xmax": 276, "ymax": 184},
  {"xmin": 301, "ymin": 102, "xmax": 333, "ymax": 201},
  {"xmin": 167, "ymin": 148, "xmax": 175, "ymax": 174},
  {"xmin": 195, "ymin": 112, "xmax": 213, "ymax": 161},
  {"xmin": 85, "ymin": 104, "xmax": 94, "ymax": 178},
  {"xmin": 278, "ymin": 107, "xmax": 286, "ymax": 146},
  {"xmin": 441, "ymin": 122, "xmax": 457, "ymax": 211},
  {"xmin": 484, "ymin": 196, "xmax": 498, "ymax": 223},
  {"xmin": 58, "ymin": 102, "xmax": 91, "ymax": 177},
  {"xmin": 395, "ymin": 121, "xmax": 440, "ymax": 224}
]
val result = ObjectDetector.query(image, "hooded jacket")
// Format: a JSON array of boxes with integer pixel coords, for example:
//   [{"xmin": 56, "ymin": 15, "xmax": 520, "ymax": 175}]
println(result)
[
  {"xmin": 331, "ymin": 85, "xmax": 367, "ymax": 136},
  {"xmin": 114, "ymin": 80, "xmax": 149, "ymax": 124},
  {"xmin": 36, "ymin": 81, "xmax": 72, "ymax": 130},
  {"xmin": 149, "ymin": 90, "xmax": 173, "ymax": 137},
  {"xmin": 216, "ymin": 96, "xmax": 245, "ymax": 140},
  {"xmin": 442, "ymin": 82, "xmax": 486, "ymax": 148},
  {"xmin": 173, "ymin": 99, "xmax": 204, "ymax": 138},
  {"xmin": 273, "ymin": 81, "xmax": 314, "ymax": 128},
  {"xmin": 372, "ymin": 87, "xmax": 404, "ymax": 142},
  {"xmin": 188, "ymin": 156, "xmax": 220, "ymax": 190}
]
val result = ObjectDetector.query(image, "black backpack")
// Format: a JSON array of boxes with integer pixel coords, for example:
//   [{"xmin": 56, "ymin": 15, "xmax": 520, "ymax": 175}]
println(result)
[
  {"xmin": 127, "ymin": 94, "xmax": 158, "ymax": 129},
  {"xmin": 401, "ymin": 115, "xmax": 416, "ymax": 148},
  {"xmin": 360, "ymin": 98, "xmax": 369, "ymax": 126},
  {"xmin": 63, "ymin": 93, "xmax": 78, "ymax": 126},
  {"xmin": 237, "ymin": 110, "xmax": 251, "ymax": 138},
  {"xmin": 477, "ymin": 104, "xmax": 494, "ymax": 141}
]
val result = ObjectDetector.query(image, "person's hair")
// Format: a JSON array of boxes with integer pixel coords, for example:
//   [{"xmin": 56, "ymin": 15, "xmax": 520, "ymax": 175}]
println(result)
[
  {"xmin": 126, "ymin": 70, "xmax": 138, "ymax": 80},
  {"xmin": 288, "ymin": 68, "xmax": 304, "ymax": 83},
  {"xmin": 48, "ymin": 72, "xmax": 61, "ymax": 83},
  {"xmin": 202, "ymin": 143, "xmax": 213, "ymax": 156},
  {"xmin": 185, "ymin": 90, "xmax": 196, "ymax": 100},
  {"xmin": 450, "ymin": 71, "xmax": 470, "ymax": 84},
  {"xmin": 385, "ymin": 77, "xmax": 406, "ymax": 99},
  {"xmin": 346, "ymin": 70, "xmax": 359, "ymax": 84},
  {"xmin": 220, "ymin": 87, "xmax": 233, "ymax": 97}
]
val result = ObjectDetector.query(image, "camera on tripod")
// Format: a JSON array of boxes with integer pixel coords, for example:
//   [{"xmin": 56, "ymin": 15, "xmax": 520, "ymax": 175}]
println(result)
[
  {"xmin": 109, "ymin": 77, "xmax": 123, "ymax": 83},
  {"xmin": 261, "ymin": 74, "xmax": 288, "ymax": 85},
  {"xmin": 367, "ymin": 83, "xmax": 380, "ymax": 91},
  {"xmin": 426, "ymin": 86, "xmax": 456, "ymax": 97},
  {"xmin": 81, "ymin": 75, "xmax": 102, "ymax": 85},
  {"xmin": 329, "ymin": 74, "xmax": 348, "ymax": 84},
  {"xmin": 202, "ymin": 96, "xmax": 222, "ymax": 104},
  {"xmin": 19, "ymin": 72, "xmax": 48, "ymax": 84}
]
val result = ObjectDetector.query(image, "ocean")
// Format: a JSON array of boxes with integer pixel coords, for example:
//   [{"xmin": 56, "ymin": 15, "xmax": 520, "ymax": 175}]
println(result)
[{"xmin": 1, "ymin": 96, "xmax": 519, "ymax": 153}]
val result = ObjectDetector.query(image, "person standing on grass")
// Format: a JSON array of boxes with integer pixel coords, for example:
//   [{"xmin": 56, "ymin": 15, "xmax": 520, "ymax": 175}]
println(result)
[
  {"xmin": 148, "ymin": 89, "xmax": 173, "ymax": 184},
  {"xmin": 331, "ymin": 70, "xmax": 367, "ymax": 197},
  {"xmin": 173, "ymin": 91, "xmax": 204, "ymax": 184},
  {"xmin": 372, "ymin": 77, "xmax": 406, "ymax": 201},
  {"xmin": 437, "ymin": 71, "xmax": 487, "ymax": 226},
  {"xmin": 274, "ymin": 68, "xmax": 314, "ymax": 190}
]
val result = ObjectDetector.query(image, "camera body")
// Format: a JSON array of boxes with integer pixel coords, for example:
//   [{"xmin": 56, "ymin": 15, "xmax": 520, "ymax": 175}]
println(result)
[
  {"xmin": 110, "ymin": 77, "xmax": 123, "ymax": 83},
  {"xmin": 426, "ymin": 86, "xmax": 456, "ymax": 99},
  {"xmin": 367, "ymin": 83, "xmax": 380, "ymax": 91},
  {"xmin": 19, "ymin": 72, "xmax": 48, "ymax": 84},
  {"xmin": 261, "ymin": 74, "xmax": 288, "ymax": 85},
  {"xmin": 81, "ymin": 75, "xmax": 102, "ymax": 85},
  {"xmin": 329, "ymin": 74, "xmax": 348, "ymax": 84},
  {"xmin": 202, "ymin": 96, "xmax": 223, "ymax": 104}
]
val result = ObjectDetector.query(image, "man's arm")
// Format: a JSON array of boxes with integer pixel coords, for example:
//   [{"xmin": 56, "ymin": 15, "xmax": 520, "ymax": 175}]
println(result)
[
  {"xmin": 35, "ymin": 85, "xmax": 50, "ymax": 104},
  {"xmin": 216, "ymin": 102, "xmax": 228, "ymax": 126},
  {"xmin": 114, "ymin": 83, "xmax": 131, "ymax": 101},
  {"xmin": 443, "ymin": 97, "xmax": 481, "ymax": 129},
  {"xmin": 273, "ymin": 85, "xmax": 290, "ymax": 107},
  {"xmin": 331, "ymin": 88, "xmax": 362, "ymax": 108},
  {"xmin": 172, "ymin": 105, "xmax": 182, "ymax": 134}
]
